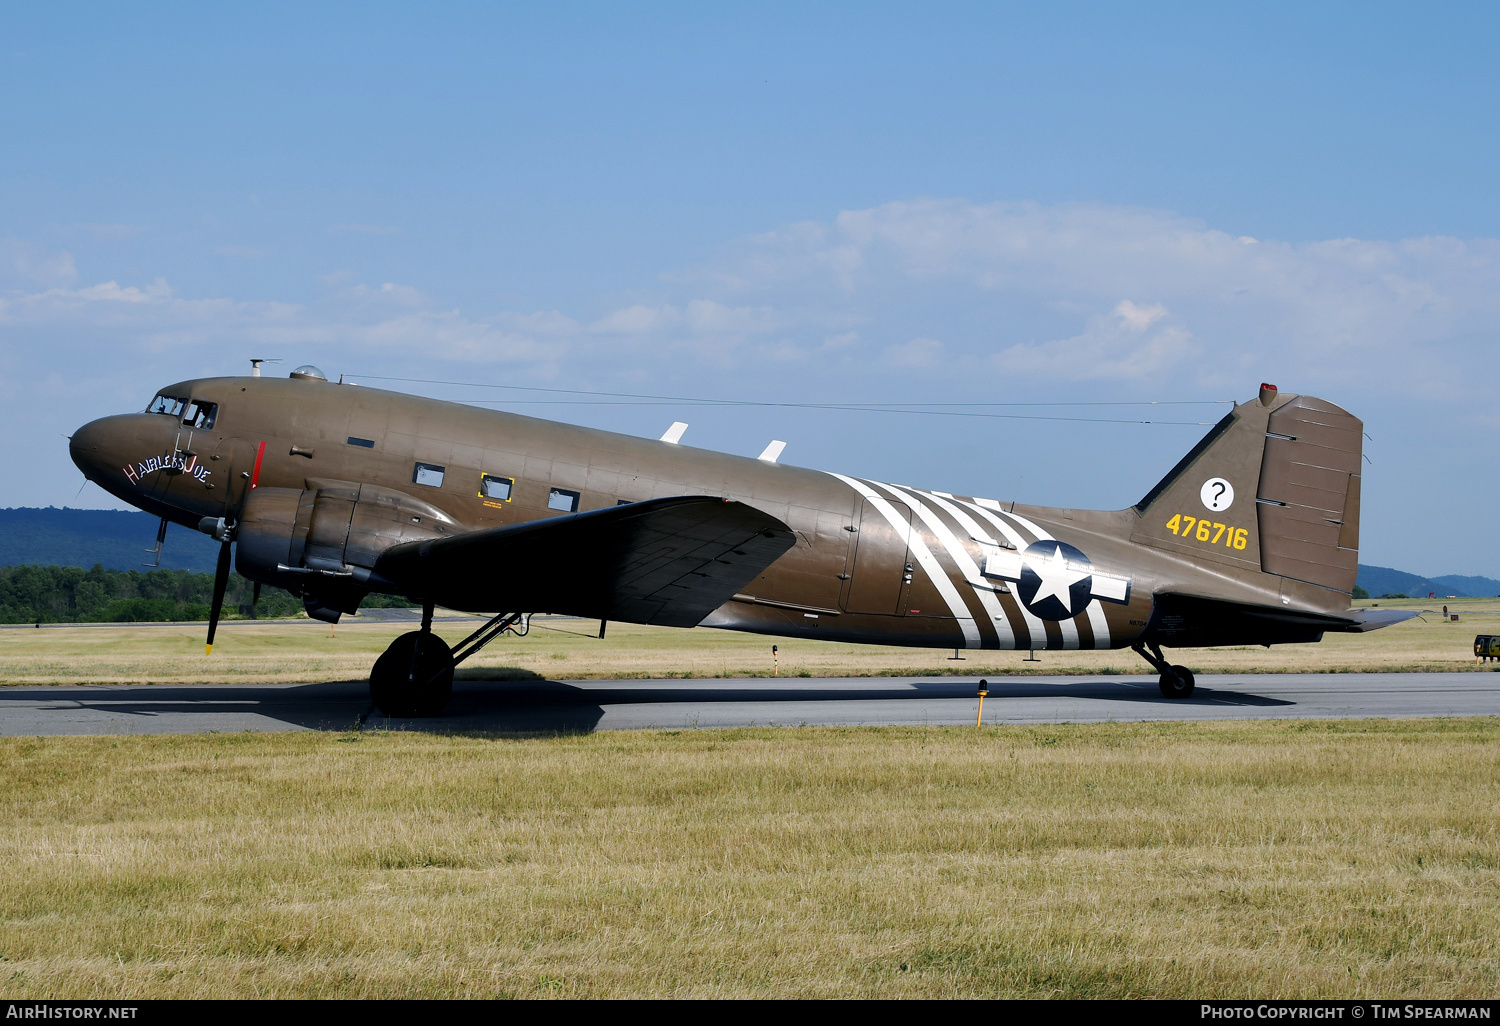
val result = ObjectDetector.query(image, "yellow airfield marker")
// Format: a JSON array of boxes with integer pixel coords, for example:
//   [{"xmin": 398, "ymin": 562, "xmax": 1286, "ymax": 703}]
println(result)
[{"xmin": 976, "ymin": 679, "xmax": 988, "ymax": 727}]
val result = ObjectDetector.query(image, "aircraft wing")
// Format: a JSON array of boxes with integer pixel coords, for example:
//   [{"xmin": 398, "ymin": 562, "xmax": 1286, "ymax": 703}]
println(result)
[{"xmin": 373, "ymin": 496, "xmax": 796, "ymax": 627}]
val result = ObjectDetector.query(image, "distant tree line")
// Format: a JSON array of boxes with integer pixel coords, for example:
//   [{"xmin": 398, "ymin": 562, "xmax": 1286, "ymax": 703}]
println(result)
[{"xmin": 0, "ymin": 564, "xmax": 414, "ymax": 624}]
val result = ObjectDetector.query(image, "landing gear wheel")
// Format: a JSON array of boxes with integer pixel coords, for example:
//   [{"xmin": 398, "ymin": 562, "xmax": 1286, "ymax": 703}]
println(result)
[
  {"xmin": 370, "ymin": 631, "xmax": 454, "ymax": 717},
  {"xmin": 1158, "ymin": 664, "xmax": 1196, "ymax": 699}
]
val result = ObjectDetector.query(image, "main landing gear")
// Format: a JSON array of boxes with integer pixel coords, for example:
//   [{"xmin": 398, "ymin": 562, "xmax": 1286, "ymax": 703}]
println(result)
[
  {"xmin": 1131, "ymin": 641, "xmax": 1196, "ymax": 699},
  {"xmin": 367, "ymin": 604, "xmax": 529, "ymax": 718}
]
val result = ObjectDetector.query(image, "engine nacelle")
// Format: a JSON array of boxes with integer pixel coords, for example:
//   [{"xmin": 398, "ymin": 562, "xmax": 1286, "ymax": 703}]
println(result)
[{"xmin": 236, "ymin": 479, "xmax": 466, "ymax": 619}]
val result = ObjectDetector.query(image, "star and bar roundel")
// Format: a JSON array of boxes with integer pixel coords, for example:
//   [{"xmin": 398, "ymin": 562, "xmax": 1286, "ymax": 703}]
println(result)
[{"xmin": 982, "ymin": 540, "xmax": 1132, "ymax": 621}]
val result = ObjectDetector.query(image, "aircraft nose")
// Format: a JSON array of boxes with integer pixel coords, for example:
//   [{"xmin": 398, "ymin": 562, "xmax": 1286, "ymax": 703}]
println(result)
[
  {"xmin": 68, "ymin": 417, "xmax": 110, "ymax": 478},
  {"xmin": 70, "ymin": 413, "xmax": 163, "ymax": 504}
]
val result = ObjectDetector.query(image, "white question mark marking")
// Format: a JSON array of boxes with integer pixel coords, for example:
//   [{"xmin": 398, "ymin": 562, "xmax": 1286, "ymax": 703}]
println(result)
[{"xmin": 1200, "ymin": 478, "xmax": 1234, "ymax": 512}]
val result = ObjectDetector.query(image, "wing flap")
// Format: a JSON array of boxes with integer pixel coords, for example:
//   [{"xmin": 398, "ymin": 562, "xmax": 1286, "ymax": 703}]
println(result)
[{"xmin": 373, "ymin": 496, "xmax": 795, "ymax": 627}]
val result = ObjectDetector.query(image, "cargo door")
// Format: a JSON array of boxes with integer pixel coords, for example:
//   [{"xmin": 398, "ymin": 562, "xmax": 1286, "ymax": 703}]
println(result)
[{"xmin": 842, "ymin": 497, "xmax": 912, "ymax": 615}]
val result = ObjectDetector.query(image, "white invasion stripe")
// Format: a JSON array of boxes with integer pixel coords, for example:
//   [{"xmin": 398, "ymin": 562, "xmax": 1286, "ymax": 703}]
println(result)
[
  {"xmin": 976, "ymin": 500, "xmax": 1108, "ymax": 650},
  {"xmin": 953, "ymin": 498, "xmax": 1050, "ymax": 650},
  {"xmin": 829, "ymin": 474, "xmax": 981, "ymax": 648},
  {"xmin": 882, "ymin": 484, "xmax": 1015, "ymax": 650},
  {"xmin": 898, "ymin": 487, "xmax": 1018, "ymax": 650}
]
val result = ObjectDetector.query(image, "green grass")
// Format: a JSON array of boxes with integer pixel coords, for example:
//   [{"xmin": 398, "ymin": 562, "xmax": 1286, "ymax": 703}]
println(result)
[{"xmin": 2, "ymin": 719, "xmax": 1498, "ymax": 998}]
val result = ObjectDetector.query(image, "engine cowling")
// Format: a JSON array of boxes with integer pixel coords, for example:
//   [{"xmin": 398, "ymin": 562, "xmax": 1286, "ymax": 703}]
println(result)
[{"xmin": 235, "ymin": 479, "xmax": 466, "ymax": 619}]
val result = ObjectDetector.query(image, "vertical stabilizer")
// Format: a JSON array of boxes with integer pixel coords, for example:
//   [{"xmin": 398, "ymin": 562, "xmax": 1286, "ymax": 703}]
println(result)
[{"xmin": 1130, "ymin": 387, "xmax": 1362, "ymax": 600}]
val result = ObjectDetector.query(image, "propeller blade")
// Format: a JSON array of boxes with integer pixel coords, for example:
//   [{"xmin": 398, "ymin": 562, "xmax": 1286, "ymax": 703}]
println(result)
[
  {"xmin": 206, "ymin": 539, "xmax": 231, "ymax": 655},
  {"xmin": 251, "ymin": 581, "xmax": 260, "ymax": 620}
]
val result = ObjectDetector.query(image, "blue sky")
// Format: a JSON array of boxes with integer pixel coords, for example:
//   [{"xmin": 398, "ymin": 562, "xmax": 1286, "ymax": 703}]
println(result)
[{"xmin": 3, "ymin": 3, "xmax": 1499, "ymax": 576}]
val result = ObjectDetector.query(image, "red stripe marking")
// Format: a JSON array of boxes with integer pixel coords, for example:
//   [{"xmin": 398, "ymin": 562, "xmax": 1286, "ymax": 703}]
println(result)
[{"xmin": 250, "ymin": 441, "xmax": 266, "ymax": 490}]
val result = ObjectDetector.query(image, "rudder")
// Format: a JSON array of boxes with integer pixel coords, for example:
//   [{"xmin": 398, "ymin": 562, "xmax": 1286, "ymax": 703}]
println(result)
[{"xmin": 1256, "ymin": 395, "xmax": 1362, "ymax": 594}]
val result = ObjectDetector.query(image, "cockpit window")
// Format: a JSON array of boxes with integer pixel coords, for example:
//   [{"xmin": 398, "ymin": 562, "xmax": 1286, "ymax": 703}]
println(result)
[
  {"xmin": 148, "ymin": 394, "xmax": 187, "ymax": 417},
  {"xmin": 182, "ymin": 401, "xmax": 218, "ymax": 429}
]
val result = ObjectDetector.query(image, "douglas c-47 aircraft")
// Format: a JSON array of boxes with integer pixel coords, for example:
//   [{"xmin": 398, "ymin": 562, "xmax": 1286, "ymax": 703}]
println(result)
[{"xmin": 69, "ymin": 367, "xmax": 1414, "ymax": 717}]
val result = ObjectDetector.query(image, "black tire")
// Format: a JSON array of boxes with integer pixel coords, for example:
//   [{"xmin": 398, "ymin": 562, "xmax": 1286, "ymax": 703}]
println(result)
[
  {"xmin": 370, "ymin": 631, "xmax": 454, "ymax": 717},
  {"xmin": 1158, "ymin": 664, "xmax": 1196, "ymax": 699}
]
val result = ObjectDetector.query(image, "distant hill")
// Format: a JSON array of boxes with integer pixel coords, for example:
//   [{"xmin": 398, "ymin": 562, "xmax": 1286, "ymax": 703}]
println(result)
[
  {"xmin": 3, "ymin": 507, "xmax": 1496, "ymax": 598},
  {"xmin": 0, "ymin": 508, "xmax": 221, "ymax": 572},
  {"xmin": 1356, "ymin": 565, "xmax": 1500, "ymax": 599}
]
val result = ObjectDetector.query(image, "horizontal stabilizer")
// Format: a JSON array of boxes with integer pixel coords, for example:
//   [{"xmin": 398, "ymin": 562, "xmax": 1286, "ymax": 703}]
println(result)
[
  {"xmin": 374, "ymin": 496, "xmax": 795, "ymax": 627},
  {"xmin": 1342, "ymin": 607, "xmax": 1421, "ymax": 633},
  {"xmin": 1146, "ymin": 592, "xmax": 1419, "ymax": 646}
]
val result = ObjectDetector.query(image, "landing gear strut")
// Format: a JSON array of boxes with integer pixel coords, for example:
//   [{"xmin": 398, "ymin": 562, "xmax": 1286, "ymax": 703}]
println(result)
[
  {"xmin": 1131, "ymin": 641, "xmax": 1196, "ymax": 699},
  {"xmin": 367, "ymin": 605, "xmax": 529, "ymax": 718}
]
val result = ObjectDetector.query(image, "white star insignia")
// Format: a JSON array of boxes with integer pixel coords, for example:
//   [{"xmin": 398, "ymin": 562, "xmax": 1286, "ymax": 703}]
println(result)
[
  {"xmin": 980, "ymin": 541, "xmax": 1133, "ymax": 614},
  {"xmin": 1026, "ymin": 545, "xmax": 1090, "ymax": 608}
]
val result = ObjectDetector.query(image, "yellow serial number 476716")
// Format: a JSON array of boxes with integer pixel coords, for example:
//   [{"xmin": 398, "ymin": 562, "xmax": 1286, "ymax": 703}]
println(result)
[{"xmin": 1166, "ymin": 514, "xmax": 1248, "ymax": 550}]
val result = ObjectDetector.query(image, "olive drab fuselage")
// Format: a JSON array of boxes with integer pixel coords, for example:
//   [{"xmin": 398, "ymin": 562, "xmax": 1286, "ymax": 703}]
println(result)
[{"xmin": 69, "ymin": 374, "xmax": 1368, "ymax": 652}]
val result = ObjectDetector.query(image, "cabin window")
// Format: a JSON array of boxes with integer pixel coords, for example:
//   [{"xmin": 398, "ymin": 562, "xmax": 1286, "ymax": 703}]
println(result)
[
  {"xmin": 347, "ymin": 436, "xmax": 375, "ymax": 448},
  {"xmin": 480, "ymin": 474, "xmax": 513, "ymax": 501},
  {"xmin": 182, "ymin": 401, "xmax": 218, "ymax": 429},
  {"xmin": 147, "ymin": 394, "xmax": 187, "ymax": 417},
  {"xmin": 413, "ymin": 462, "xmax": 446, "ymax": 488},
  {"xmin": 547, "ymin": 487, "xmax": 580, "ymax": 512}
]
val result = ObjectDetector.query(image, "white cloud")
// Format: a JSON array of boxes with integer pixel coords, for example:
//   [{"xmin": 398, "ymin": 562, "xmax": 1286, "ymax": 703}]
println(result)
[
  {"xmin": 0, "ymin": 238, "xmax": 78, "ymax": 287},
  {"xmin": 7, "ymin": 197, "xmax": 1500, "ymax": 402},
  {"xmin": 672, "ymin": 199, "xmax": 1500, "ymax": 399},
  {"xmin": 0, "ymin": 273, "xmax": 564, "ymax": 365},
  {"xmin": 590, "ymin": 304, "xmax": 681, "ymax": 334},
  {"xmin": 377, "ymin": 282, "xmax": 425, "ymax": 306},
  {"xmin": 883, "ymin": 336, "xmax": 946, "ymax": 368},
  {"xmin": 684, "ymin": 299, "xmax": 776, "ymax": 335},
  {"xmin": 1113, "ymin": 299, "xmax": 1167, "ymax": 332},
  {"xmin": 500, "ymin": 309, "xmax": 580, "ymax": 334},
  {"xmin": 999, "ymin": 302, "xmax": 1195, "ymax": 381}
]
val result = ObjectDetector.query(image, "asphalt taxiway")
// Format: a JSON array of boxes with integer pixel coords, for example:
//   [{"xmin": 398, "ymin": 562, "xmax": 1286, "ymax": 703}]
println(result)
[{"xmin": 0, "ymin": 672, "xmax": 1495, "ymax": 735}]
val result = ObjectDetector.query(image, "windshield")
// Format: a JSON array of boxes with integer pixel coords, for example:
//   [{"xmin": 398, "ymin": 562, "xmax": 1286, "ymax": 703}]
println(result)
[
  {"xmin": 148, "ymin": 394, "xmax": 187, "ymax": 417},
  {"xmin": 147, "ymin": 394, "xmax": 218, "ymax": 428}
]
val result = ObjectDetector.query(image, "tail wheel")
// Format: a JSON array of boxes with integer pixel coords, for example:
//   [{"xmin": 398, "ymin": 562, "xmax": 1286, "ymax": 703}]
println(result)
[
  {"xmin": 370, "ymin": 631, "xmax": 454, "ymax": 717},
  {"xmin": 1158, "ymin": 664, "xmax": 1196, "ymax": 699}
]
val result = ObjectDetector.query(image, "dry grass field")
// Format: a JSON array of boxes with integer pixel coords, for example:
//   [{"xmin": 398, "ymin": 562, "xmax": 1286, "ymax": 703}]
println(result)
[
  {"xmin": 1, "ymin": 719, "xmax": 1496, "ymax": 998},
  {"xmin": 0, "ymin": 597, "xmax": 1495, "ymax": 686}
]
